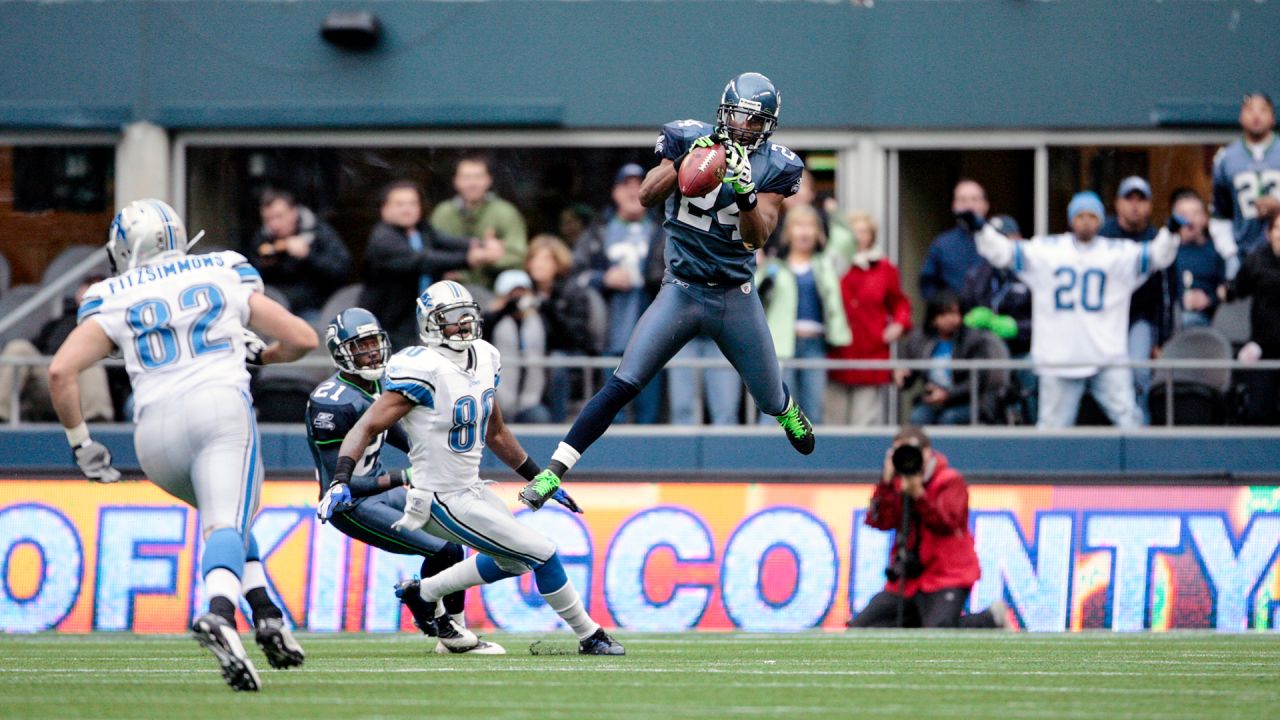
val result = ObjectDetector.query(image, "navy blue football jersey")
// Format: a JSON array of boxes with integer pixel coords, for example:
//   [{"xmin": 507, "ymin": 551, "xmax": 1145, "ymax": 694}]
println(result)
[
  {"xmin": 655, "ymin": 119, "xmax": 805, "ymax": 284},
  {"xmin": 305, "ymin": 372, "xmax": 409, "ymax": 493}
]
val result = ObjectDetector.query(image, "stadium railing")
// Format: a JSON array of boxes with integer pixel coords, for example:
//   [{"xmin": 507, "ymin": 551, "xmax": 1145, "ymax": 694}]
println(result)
[{"xmin": 4, "ymin": 354, "xmax": 1280, "ymax": 428}]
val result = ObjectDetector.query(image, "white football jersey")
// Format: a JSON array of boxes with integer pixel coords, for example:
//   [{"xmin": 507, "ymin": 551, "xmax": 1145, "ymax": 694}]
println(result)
[
  {"xmin": 1000, "ymin": 232, "xmax": 1156, "ymax": 377},
  {"xmin": 384, "ymin": 339, "xmax": 502, "ymax": 493},
  {"xmin": 78, "ymin": 250, "xmax": 263, "ymax": 419}
]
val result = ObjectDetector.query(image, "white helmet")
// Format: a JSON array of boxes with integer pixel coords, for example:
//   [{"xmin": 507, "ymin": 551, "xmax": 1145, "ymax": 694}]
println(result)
[
  {"xmin": 106, "ymin": 199, "xmax": 188, "ymax": 275},
  {"xmin": 416, "ymin": 280, "xmax": 483, "ymax": 351}
]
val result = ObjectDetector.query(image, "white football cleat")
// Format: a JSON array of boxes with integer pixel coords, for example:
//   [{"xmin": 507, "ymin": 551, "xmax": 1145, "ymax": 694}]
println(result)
[
  {"xmin": 431, "ymin": 616, "xmax": 506, "ymax": 654},
  {"xmin": 192, "ymin": 613, "xmax": 261, "ymax": 691}
]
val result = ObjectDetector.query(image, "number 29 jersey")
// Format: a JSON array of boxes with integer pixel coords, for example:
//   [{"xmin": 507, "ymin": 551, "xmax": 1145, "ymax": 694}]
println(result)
[
  {"xmin": 78, "ymin": 250, "xmax": 263, "ymax": 420},
  {"xmin": 383, "ymin": 340, "xmax": 501, "ymax": 494},
  {"xmin": 655, "ymin": 119, "xmax": 804, "ymax": 285}
]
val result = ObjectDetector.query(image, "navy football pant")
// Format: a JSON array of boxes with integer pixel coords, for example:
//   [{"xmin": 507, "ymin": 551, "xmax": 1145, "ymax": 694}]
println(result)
[{"xmin": 565, "ymin": 272, "xmax": 788, "ymax": 454}]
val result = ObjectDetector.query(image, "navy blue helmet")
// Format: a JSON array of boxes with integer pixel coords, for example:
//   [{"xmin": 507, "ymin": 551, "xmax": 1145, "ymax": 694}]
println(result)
[
  {"xmin": 716, "ymin": 72, "xmax": 781, "ymax": 152},
  {"xmin": 325, "ymin": 307, "xmax": 391, "ymax": 381}
]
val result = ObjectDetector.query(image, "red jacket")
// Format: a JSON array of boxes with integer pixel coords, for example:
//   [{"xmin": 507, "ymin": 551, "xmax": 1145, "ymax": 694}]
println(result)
[
  {"xmin": 865, "ymin": 451, "xmax": 981, "ymax": 597},
  {"xmin": 828, "ymin": 259, "xmax": 912, "ymax": 386}
]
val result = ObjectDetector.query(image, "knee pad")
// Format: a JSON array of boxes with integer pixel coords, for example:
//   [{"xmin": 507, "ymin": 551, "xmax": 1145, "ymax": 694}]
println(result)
[{"xmin": 533, "ymin": 553, "xmax": 569, "ymax": 595}]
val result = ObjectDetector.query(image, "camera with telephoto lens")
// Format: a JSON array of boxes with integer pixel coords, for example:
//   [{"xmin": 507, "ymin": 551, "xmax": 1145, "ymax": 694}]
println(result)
[
  {"xmin": 891, "ymin": 443, "xmax": 924, "ymax": 476},
  {"xmin": 885, "ymin": 545, "xmax": 925, "ymax": 582}
]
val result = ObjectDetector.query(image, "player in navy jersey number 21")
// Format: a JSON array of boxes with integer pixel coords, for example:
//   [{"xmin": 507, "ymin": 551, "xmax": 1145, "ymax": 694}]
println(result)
[{"xmin": 523, "ymin": 72, "xmax": 817, "ymax": 510}]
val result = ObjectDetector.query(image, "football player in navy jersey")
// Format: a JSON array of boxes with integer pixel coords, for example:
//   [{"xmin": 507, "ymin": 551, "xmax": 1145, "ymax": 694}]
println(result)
[
  {"xmin": 522, "ymin": 72, "xmax": 815, "ymax": 509},
  {"xmin": 310, "ymin": 308, "xmax": 502, "ymax": 654}
]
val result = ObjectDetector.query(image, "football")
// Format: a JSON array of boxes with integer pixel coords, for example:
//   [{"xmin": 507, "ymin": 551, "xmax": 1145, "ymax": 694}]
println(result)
[{"xmin": 678, "ymin": 143, "xmax": 726, "ymax": 197}]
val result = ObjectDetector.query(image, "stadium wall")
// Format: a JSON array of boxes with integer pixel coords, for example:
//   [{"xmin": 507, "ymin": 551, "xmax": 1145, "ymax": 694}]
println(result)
[
  {"xmin": 3, "ymin": 478, "xmax": 1279, "ymax": 633},
  {"xmin": 1, "ymin": 1, "xmax": 1278, "ymax": 131}
]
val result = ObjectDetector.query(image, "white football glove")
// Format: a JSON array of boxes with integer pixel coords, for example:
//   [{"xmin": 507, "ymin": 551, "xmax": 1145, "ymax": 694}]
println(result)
[
  {"xmin": 242, "ymin": 329, "xmax": 268, "ymax": 366},
  {"xmin": 391, "ymin": 487, "xmax": 433, "ymax": 533},
  {"xmin": 724, "ymin": 142, "xmax": 755, "ymax": 195},
  {"xmin": 74, "ymin": 439, "xmax": 121, "ymax": 483},
  {"xmin": 317, "ymin": 482, "xmax": 353, "ymax": 523}
]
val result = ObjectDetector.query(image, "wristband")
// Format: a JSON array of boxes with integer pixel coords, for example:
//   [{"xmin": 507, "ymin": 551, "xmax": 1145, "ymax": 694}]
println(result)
[
  {"xmin": 735, "ymin": 191, "xmax": 758, "ymax": 213},
  {"xmin": 388, "ymin": 468, "xmax": 413, "ymax": 488},
  {"xmin": 333, "ymin": 456, "xmax": 356, "ymax": 486},
  {"xmin": 65, "ymin": 422, "xmax": 90, "ymax": 449},
  {"xmin": 516, "ymin": 455, "xmax": 541, "ymax": 482}
]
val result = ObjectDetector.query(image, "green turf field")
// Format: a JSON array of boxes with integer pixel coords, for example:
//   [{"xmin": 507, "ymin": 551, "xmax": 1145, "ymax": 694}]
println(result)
[{"xmin": 3, "ymin": 632, "xmax": 1278, "ymax": 719}]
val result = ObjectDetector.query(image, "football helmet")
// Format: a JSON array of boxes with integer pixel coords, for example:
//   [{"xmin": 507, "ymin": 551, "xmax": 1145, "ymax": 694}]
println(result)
[
  {"xmin": 715, "ymin": 72, "xmax": 780, "ymax": 153},
  {"xmin": 106, "ymin": 199, "xmax": 188, "ymax": 275},
  {"xmin": 325, "ymin": 307, "xmax": 391, "ymax": 381},
  {"xmin": 417, "ymin": 280, "xmax": 483, "ymax": 351}
]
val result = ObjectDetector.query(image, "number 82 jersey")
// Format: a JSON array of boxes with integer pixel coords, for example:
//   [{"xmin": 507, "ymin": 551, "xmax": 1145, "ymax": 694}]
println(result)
[
  {"xmin": 383, "ymin": 340, "xmax": 501, "ymax": 493},
  {"xmin": 77, "ymin": 250, "xmax": 262, "ymax": 420},
  {"xmin": 655, "ymin": 119, "xmax": 804, "ymax": 285}
]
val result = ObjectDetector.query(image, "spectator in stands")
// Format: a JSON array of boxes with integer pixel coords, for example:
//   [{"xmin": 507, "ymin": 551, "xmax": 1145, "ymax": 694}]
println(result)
[
  {"xmin": 430, "ymin": 154, "xmax": 528, "ymax": 289},
  {"xmin": 920, "ymin": 180, "xmax": 990, "ymax": 301},
  {"xmin": 961, "ymin": 215, "xmax": 1036, "ymax": 424},
  {"xmin": 827, "ymin": 212, "xmax": 911, "ymax": 426},
  {"xmin": 485, "ymin": 269, "xmax": 550, "ymax": 423},
  {"xmin": 764, "ymin": 168, "xmax": 855, "ymax": 263},
  {"xmin": 527, "ymin": 234, "xmax": 600, "ymax": 421},
  {"xmin": 573, "ymin": 163, "xmax": 666, "ymax": 424},
  {"xmin": 558, "ymin": 203, "xmax": 595, "ymax": 248},
  {"xmin": 976, "ymin": 191, "xmax": 1178, "ymax": 429},
  {"xmin": 1227, "ymin": 215, "xmax": 1280, "ymax": 424},
  {"xmin": 1213, "ymin": 92, "xmax": 1280, "ymax": 258},
  {"xmin": 247, "ymin": 189, "xmax": 350, "ymax": 321},
  {"xmin": 1170, "ymin": 189, "xmax": 1228, "ymax": 328},
  {"xmin": 756, "ymin": 205, "xmax": 851, "ymax": 424},
  {"xmin": 1102, "ymin": 176, "xmax": 1176, "ymax": 425},
  {"xmin": 359, "ymin": 180, "xmax": 500, "ymax": 349},
  {"xmin": 896, "ymin": 291, "xmax": 1008, "ymax": 425},
  {"xmin": 848, "ymin": 426, "xmax": 1005, "ymax": 629},
  {"xmin": 0, "ymin": 276, "xmax": 113, "ymax": 423}
]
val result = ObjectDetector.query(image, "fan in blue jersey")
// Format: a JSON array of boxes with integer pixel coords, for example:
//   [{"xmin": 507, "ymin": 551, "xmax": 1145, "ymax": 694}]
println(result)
[
  {"xmin": 524, "ymin": 72, "xmax": 815, "ymax": 509},
  {"xmin": 310, "ymin": 308, "xmax": 502, "ymax": 654},
  {"xmin": 1212, "ymin": 92, "xmax": 1280, "ymax": 257}
]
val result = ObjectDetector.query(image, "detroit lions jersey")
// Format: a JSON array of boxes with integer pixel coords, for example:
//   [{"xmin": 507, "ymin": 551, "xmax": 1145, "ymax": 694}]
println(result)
[
  {"xmin": 655, "ymin": 119, "xmax": 804, "ymax": 284},
  {"xmin": 1212, "ymin": 136, "xmax": 1280, "ymax": 255},
  {"xmin": 383, "ymin": 340, "xmax": 501, "ymax": 493},
  {"xmin": 1002, "ymin": 233, "xmax": 1161, "ymax": 378},
  {"xmin": 78, "ymin": 250, "xmax": 262, "ymax": 420},
  {"xmin": 306, "ymin": 372, "xmax": 410, "ymax": 493}
]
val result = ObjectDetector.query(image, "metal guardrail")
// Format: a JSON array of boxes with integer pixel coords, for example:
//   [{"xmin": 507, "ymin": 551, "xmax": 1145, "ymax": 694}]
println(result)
[{"xmin": 5, "ymin": 354, "xmax": 1279, "ymax": 428}]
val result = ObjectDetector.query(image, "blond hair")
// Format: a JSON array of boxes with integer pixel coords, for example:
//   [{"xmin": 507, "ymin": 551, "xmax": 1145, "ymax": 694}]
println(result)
[
  {"xmin": 781, "ymin": 204, "xmax": 827, "ymax": 250},
  {"xmin": 848, "ymin": 211, "xmax": 878, "ymax": 240},
  {"xmin": 527, "ymin": 233, "xmax": 574, "ymax": 278}
]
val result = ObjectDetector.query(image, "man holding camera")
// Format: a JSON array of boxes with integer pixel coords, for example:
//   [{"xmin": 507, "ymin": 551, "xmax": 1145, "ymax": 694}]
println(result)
[{"xmin": 848, "ymin": 427, "xmax": 1006, "ymax": 629}]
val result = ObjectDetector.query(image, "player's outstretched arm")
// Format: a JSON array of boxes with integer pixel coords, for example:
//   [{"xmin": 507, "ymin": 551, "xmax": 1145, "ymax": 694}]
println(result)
[
  {"xmin": 975, "ymin": 223, "xmax": 1016, "ymax": 269},
  {"xmin": 247, "ymin": 291, "xmax": 319, "ymax": 364},
  {"xmin": 639, "ymin": 159, "xmax": 678, "ymax": 208},
  {"xmin": 48, "ymin": 321, "xmax": 120, "ymax": 483},
  {"xmin": 335, "ymin": 392, "xmax": 414, "ymax": 476},
  {"xmin": 739, "ymin": 192, "xmax": 784, "ymax": 250}
]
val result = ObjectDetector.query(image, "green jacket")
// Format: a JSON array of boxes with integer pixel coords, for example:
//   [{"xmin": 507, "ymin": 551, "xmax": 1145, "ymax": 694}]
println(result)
[
  {"xmin": 756, "ymin": 253, "xmax": 852, "ymax": 358},
  {"xmin": 429, "ymin": 193, "xmax": 528, "ymax": 287}
]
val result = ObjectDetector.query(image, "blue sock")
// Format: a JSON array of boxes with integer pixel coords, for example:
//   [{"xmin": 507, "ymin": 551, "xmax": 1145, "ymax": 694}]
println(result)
[
  {"xmin": 245, "ymin": 533, "xmax": 261, "ymax": 562},
  {"xmin": 203, "ymin": 528, "xmax": 246, "ymax": 578},
  {"xmin": 563, "ymin": 376, "xmax": 641, "ymax": 456},
  {"xmin": 476, "ymin": 554, "xmax": 521, "ymax": 584},
  {"xmin": 532, "ymin": 554, "xmax": 569, "ymax": 595}
]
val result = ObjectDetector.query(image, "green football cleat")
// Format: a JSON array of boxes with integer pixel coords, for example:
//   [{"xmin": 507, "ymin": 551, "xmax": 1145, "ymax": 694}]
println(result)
[
  {"xmin": 519, "ymin": 470, "xmax": 561, "ymax": 511},
  {"xmin": 776, "ymin": 399, "xmax": 816, "ymax": 455}
]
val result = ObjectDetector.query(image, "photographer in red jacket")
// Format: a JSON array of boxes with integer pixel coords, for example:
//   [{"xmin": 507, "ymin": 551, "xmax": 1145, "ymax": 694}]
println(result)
[{"xmin": 848, "ymin": 426, "xmax": 1006, "ymax": 628}]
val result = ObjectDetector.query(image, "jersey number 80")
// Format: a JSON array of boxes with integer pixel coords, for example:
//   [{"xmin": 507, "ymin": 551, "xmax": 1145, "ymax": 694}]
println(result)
[{"xmin": 448, "ymin": 389, "xmax": 496, "ymax": 453}]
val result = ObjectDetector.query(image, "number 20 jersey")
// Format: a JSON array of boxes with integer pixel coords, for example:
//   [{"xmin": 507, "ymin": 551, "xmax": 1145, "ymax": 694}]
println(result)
[
  {"xmin": 383, "ymin": 340, "xmax": 501, "ymax": 494},
  {"xmin": 78, "ymin": 250, "xmax": 262, "ymax": 420},
  {"xmin": 655, "ymin": 119, "xmax": 804, "ymax": 285}
]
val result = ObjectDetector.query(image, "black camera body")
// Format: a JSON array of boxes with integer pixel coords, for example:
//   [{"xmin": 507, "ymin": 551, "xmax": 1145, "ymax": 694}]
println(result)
[
  {"xmin": 885, "ymin": 546, "xmax": 925, "ymax": 582},
  {"xmin": 891, "ymin": 444, "xmax": 924, "ymax": 476}
]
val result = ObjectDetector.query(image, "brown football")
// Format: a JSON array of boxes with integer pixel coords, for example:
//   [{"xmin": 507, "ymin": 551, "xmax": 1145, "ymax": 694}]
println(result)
[{"xmin": 678, "ymin": 144, "xmax": 727, "ymax": 198}]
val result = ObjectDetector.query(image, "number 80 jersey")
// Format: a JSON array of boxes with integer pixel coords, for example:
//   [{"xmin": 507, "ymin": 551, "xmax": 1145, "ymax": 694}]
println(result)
[
  {"xmin": 77, "ymin": 250, "xmax": 262, "ymax": 420},
  {"xmin": 383, "ymin": 340, "xmax": 501, "ymax": 493},
  {"xmin": 655, "ymin": 119, "xmax": 804, "ymax": 285}
]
